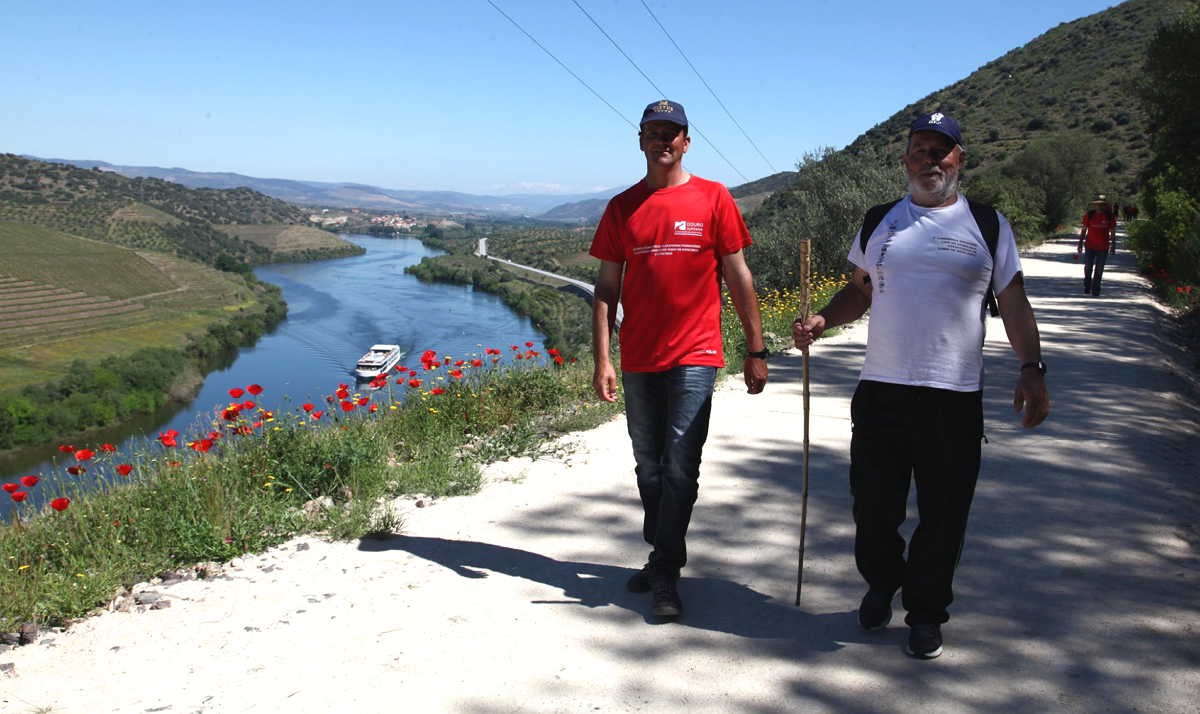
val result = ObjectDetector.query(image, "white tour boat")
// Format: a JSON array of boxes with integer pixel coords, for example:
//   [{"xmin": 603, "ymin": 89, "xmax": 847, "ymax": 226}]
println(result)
[{"xmin": 354, "ymin": 344, "xmax": 403, "ymax": 379}]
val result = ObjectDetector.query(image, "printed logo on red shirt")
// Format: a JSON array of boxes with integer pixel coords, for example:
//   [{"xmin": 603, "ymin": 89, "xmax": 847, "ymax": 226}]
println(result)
[{"xmin": 673, "ymin": 220, "xmax": 704, "ymax": 237}]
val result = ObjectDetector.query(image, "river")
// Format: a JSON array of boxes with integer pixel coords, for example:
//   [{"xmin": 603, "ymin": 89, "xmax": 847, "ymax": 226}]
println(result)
[{"xmin": 0, "ymin": 234, "xmax": 545, "ymax": 515}]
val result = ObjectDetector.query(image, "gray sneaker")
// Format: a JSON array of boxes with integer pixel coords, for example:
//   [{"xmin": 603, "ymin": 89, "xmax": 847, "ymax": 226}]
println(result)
[
  {"xmin": 651, "ymin": 575, "xmax": 682, "ymax": 619},
  {"xmin": 905, "ymin": 623, "xmax": 943, "ymax": 659},
  {"xmin": 857, "ymin": 590, "xmax": 893, "ymax": 631}
]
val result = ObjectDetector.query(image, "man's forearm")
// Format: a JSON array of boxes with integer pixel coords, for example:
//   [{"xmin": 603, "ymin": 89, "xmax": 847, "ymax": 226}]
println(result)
[
  {"xmin": 726, "ymin": 270, "xmax": 765, "ymax": 351},
  {"xmin": 817, "ymin": 283, "xmax": 871, "ymax": 329}
]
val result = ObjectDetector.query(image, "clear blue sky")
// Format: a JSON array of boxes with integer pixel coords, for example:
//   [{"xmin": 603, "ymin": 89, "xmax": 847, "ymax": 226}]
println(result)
[{"xmin": 2, "ymin": 0, "xmax": 1119, "ymax": 196}]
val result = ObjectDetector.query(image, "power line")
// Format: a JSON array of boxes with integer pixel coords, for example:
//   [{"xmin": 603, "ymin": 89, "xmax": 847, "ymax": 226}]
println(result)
[
  {"xmin": 486, "ymin": 0, "xmax": 636, "ymax": 129},
  {"xmin": 570, "ymin": 0, "xmax": 749, "ymax": 183},
  {"xmin": 639, "ymin": 0, "xmax": 777, "ymax": 173}
]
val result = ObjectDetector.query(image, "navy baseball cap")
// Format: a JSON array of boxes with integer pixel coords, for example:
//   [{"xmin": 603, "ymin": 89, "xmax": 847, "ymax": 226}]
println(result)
[
  {"xmin": 909, "ymin": 111, "xmax": 964, "ymax": 148},
  {"xmin": 640, "ymin": 99, "xmax": 688, "ymax": 127}
]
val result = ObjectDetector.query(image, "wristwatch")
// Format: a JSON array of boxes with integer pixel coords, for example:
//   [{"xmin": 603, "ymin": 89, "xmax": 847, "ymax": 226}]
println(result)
[
  {"xmin": 1020, "ymin": 360, "xmax": 1047, "ymax": 375},
  {"xmin": 746, "ymin": 349, "xmax": 769, "ymax": 360}
]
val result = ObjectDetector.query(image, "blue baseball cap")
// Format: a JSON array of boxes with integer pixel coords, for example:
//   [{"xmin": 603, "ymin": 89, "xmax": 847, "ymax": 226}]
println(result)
[
  {"xmin": 909, "ymin": 112, "xmax": 964, "ymax": 148},
  {"xmin": 640, "ymin": 99, "xmax": 688, "ymax": 127}
]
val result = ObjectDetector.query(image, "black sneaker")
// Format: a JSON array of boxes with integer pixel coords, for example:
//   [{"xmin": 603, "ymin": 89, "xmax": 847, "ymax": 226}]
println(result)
[
  {"xmin": 626, "ymin": 565, "xmax": 652, "ymax": 593},
  {"xmin": 857, "ymin": 590, "xmax": 893, "ymax": 631},
  {"xmin": 905, "ymin": 623, "xmax": 943, "ymax": 659},
  {"xmin": 651, "ymin": 575, "xmax": 682, "ymax": 619}
]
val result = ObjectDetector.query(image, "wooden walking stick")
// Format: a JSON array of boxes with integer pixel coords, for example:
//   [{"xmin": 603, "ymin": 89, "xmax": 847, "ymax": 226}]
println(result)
[{"xmin": 795, "ymin": 238, "xmax": 812, "ymax": 606}]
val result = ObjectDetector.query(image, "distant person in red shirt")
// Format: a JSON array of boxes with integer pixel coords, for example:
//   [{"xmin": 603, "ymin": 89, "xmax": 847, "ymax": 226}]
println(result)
[
  {"xmin": 590, "ymin": 99, "xmax": 768, "ymax": 620},
  {"xmin": 1076, "ymin": 197, "xmax": 1117, "ymax": 296}
]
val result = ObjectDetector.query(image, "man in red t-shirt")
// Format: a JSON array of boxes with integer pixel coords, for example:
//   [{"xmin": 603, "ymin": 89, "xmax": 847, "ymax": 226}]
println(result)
[
  {"xmin": 1076, "ymin": 197, "xmax": 1117, "ymax": 296},
  {"xmin": 590, "ymin": 99, "xmax": 768, "ymax": 619}
]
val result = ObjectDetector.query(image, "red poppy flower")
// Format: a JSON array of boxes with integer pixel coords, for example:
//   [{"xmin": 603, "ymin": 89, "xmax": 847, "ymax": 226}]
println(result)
[
  {"xmin": 10, "ymin": 491, "xmax": 27, "ymax": 503},
  {"xmin": 260, "ymin": 411, "xmax": 273, "ymax": 420},
  {"xmin": 511, "ymin": 345, "xmax": 519, "ymax": 351},
  {"xmin": 393, "ymin": 364, "xmax": 406, "ymax": 372},
  {"xmin": 189, "ymin": 439, "xmax": 213, "ymax": 453},
  {"xmin": 246, "ymin": 384, "xmax": 264, "ymax": 396},
  {"xmin": 67, "ymin": 466, "xmax": 85, "ymax": 475},
  {"xmin": 485, "ymin": 348, "xmax": 501, "ymax": 355},
  {"xmin": 340, "ymin": 400, "xmax": 355, "ymax": 412},
  {"xmin": 20, "ymin": 475, "xmax": 39, "ymax": 488},
  {"xmin": 229, "ymin": 387, "xmax": 245, "ymax": 399},
  {"xmin": 50, "ymin": 497, "xmax": 70, "ymax": 512},
  {"xmin": 252, "ymin": 420, "xmax": 264, "ymax": 429},
  {"xmin": 548, "ymin": 348, "xmax": 560, "ymax": 357},
  {"xmin": 116, "ymin": 464, "xmax": 133, "ymax": 477},
  {"xmin": 356, "ymin": 396, "xmax": 370, "ymax": 406},
  {"xmin": 421, "ymin": 349, "xmax": 437, "ymax": 362},
  {"xmin": 408, "ymin": 379, "xmax": 422, "ymax": 388},
  {"xmin": 554, "ymin": 355, "xmax": 565, "ymax": 366},
  {"xmin": 336, "ymin": 388, "xmax": 350, "ymax": 399},
  {"xmin": 325, "ymin": 395, "xmax": 335, "ymax": 403},
  {"xmin": 222, "ymin": 408, "xmax": 240, "ymax": 422},
  {"xmin": 369, "ymin": 403, "xmax": 378, "ymax": 413},
  {"xmin": 470, "ymin": 359, "xmax": 483, "ymax": 368},
  {"xmin": 515, "ymin": 353, "xmax": 524, "ymax": 360},
  {"xmin": 57, "ymin": 444, "xmax": 75, "ymax": 453},
  {"xmin": 430, "ymin": 387, "xmax": 445, "ymax": 396},
  {"xmin": 241, "ymin": 400, "xmax": 256, "ymax": 411},
  {"xmin": 302, "ymin": 402, "xmax": 315, "ymax": 412},
  {"xmin": 237, "ymin": 425, "xmax": 254, "ymax": 435},
  {"xmin": 101, "ymin": 443, "xmax": 117, "ymax": 452},
  {"xmin": 208, "ymin": 431, "xmax": 222, "ymax": 440},
  {"xmin": 1, "ymin": 483, "xmax": 17, "ymax": 493},
  {"xmin": 158, "ymin": 432, "xmax": 178, "ymax": 447},
  {"xmin": 75, "ymin": 449, "xmax": 95, "ymax": 462},
  {"xmin": 311, "ymin": 411, "xmax": 324, "ymax": 420},
  {"xmin": 449, "ymin": 370, "xmax": 463, "ymax": 379},
  {"xmin": 525, "ymin": 341, "xmax": 534, "ymax": 347},
  {"xmin": 454, "ymin": 360, "xmax": 465, "ymax": 367}
]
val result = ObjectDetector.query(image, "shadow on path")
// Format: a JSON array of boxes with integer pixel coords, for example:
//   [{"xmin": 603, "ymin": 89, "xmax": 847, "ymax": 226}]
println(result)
[{"xmin": 361, "ymin": 534, "xmax": 861, "ymax": 655}]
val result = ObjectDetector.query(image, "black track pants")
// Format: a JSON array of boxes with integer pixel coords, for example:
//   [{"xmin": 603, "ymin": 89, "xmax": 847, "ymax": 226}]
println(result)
[{"xmin": 849, "ymin": 380, "xmax": 983, "ymax": 626}]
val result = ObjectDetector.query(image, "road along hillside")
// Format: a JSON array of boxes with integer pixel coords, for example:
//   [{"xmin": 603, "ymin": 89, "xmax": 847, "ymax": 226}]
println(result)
[{"xmin": 2, "ymin": 235, "xmax": 1198, "ymax": 714}]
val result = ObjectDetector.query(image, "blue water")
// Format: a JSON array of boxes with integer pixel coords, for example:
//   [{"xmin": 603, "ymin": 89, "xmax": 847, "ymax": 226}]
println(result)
[{"xmin": 1, "ymin": 234, "xmax": 545, "ymax": 515}]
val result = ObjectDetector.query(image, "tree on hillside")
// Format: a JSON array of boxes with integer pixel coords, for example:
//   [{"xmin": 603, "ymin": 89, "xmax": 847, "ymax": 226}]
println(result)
[
  {"xmin": 1141, "ymin": 4, "xmax": 1200, "ymax": 199},
  {"xmin": 746, "ymin": 148, "xmax": 901, "ymax": 290},
  {"xmin": 1004, "ymin": 133, "xmax": 1103, "ymax": 230}
]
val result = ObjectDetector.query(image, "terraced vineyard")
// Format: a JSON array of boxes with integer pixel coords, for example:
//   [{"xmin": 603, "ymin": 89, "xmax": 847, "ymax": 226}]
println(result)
[{"xmin": 0, "ymin": 221, "xmax": 264, "ymax": 390}]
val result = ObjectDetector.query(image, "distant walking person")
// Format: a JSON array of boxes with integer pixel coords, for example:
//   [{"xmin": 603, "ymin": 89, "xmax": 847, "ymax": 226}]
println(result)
[
  {"xmin": 1077, "ymin": 197, "xmax": 1117, "ymax": 296},
  {"xmin": 793, "ymin": 112, "xmax": 1050, "ymax": 659},
  {"xmin": 590, "ymin": 99, "xmax": 768, "ymax": 619}
]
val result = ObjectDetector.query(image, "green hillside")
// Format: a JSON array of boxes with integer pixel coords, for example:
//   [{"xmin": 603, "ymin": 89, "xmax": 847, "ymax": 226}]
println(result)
[
  {"xmin": 844, "ymin": 0, "xmax": 1191, "ymax": 195},
  {"xmin": 0, "ymin": 154, "xmax": 361, "ymax": 267},
  {"xmin": 0, "ymin": 221, "xmax": 270, "ymax": 391}
]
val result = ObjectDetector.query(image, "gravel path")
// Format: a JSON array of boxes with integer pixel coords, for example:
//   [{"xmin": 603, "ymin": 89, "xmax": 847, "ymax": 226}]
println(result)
[{"xmin": 2, "ymin": 235, "xmax": 1198, "ymax": 714}]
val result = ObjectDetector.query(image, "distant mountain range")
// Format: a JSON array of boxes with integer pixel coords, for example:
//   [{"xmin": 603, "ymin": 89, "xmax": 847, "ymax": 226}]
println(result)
[{"xmin": 26, "ymin": 156, "xmax": 622, "ymax": 218}]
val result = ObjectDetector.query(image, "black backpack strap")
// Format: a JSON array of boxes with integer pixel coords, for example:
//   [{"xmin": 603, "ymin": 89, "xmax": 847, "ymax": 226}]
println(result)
[
  {"xmin": 965, "ymin": 197, "xmax": 1001, "ymax": 317},
  {"xmin": 859, "ymin": 198, "xmax": 903, "ymax": 254}
]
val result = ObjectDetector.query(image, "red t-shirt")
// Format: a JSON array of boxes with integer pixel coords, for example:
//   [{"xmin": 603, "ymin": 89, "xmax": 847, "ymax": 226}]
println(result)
[
  {"xmin": 589, "ymin": 176, "xmax": 751, "ymax": 372},
  {"xmin": 1081, "ymin": 210, "xmax": 1114, "ymax": 250}
]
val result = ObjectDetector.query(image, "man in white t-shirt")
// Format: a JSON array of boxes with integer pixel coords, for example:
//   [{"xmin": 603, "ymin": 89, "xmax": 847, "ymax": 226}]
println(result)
[{"xmin": 792, "ymin": 112, "xmax": 1050, "ymax": 659}]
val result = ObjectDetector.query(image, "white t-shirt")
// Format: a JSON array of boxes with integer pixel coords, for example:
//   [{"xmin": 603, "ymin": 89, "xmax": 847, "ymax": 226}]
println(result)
[{"xmin": 847, "ymin": 194, "xmax": 1021, "ymax": 392}]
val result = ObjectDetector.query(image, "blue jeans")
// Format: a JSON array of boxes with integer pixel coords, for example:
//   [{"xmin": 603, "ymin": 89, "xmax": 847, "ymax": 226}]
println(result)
[{"xmin": 622, "ymin": 366, "xmax": 717, "ymax": 575}]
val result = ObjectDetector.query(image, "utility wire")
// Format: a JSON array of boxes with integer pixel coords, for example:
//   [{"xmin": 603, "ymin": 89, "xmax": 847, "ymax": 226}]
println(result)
[
  {"xmin": 570, "ymin": 0, "xmax": 749, "ymax": 183},
  {"xmin": 639, "ymin": 0, "xmax": 777, "ymax": 173},
  {"xmin": 486, "ymin": 0, "xmax": 636, "ymax": 129}
]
